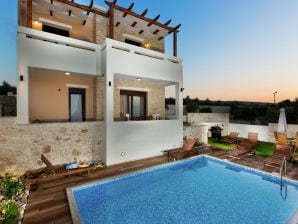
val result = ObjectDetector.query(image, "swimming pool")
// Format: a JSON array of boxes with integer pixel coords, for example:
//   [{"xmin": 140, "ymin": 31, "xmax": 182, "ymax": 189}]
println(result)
[{"xmin": 67, "ymin": 155, "xmax": 298, "ymax": 224}]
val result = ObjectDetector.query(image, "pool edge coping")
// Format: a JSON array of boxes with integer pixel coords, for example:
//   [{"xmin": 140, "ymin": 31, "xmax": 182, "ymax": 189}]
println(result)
[{"xmin": 66, "ymin": 155, "xmax": 298, "ymax": 224}]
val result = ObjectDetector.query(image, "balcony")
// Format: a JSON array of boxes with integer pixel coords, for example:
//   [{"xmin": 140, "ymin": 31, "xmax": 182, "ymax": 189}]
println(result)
[{"xmin": 18, "ymin": 26, "xmax": 101, "ymax": 76}]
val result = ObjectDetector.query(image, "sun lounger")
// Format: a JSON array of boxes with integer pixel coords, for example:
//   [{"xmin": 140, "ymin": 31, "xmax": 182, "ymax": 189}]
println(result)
[
  {"xmin": 221, "ymin": 132, "xmax": 239, "ymax": 144},
  {"xmin": 229, "ymin": 133, "xmax": 258, "ymax": 157},
  {"xmin": 163, "ymin": 138, "xmax": 197, "ymax": 161},
  {"xmin": 30, "ymin": 154, "xmax": 97, "ymax": 189}
]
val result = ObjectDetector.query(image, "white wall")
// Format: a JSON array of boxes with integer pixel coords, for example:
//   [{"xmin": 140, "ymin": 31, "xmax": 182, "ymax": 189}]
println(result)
[
  {"xmin": 187, "ymin": 113, "xmax": 229, "ymax": 136},
  {"xmin": 229, "ymin": 123, "xmax": 269, "ymax": 142},
  {"xmin": 104, "ymin": 38, "xmax": 184, "ymax": 165},
  {"xmin": 107, "ymin": 120, "xmax": 183, "ymax": 165},
  {"xmin": 229, "ymin": 123, "xmax": 298, "ymax": 142},
  {"xmin": 18, "ymin": 27, "xmax": 101, "ymax": 75},
  {"xmin": 17, "ymin": 27, "xmax": 102, "ymax": 124}
]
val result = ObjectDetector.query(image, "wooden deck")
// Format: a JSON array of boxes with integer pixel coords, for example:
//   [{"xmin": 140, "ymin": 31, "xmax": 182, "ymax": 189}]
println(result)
[{"xmin": 23, "ymin": 148, "xmax": 298, "ymax": 224}]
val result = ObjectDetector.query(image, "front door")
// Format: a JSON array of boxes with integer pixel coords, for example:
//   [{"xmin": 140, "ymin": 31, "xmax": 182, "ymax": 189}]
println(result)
[{"xmin": 69, "ymin": 88, "xmax": 86, "ymax": 122}]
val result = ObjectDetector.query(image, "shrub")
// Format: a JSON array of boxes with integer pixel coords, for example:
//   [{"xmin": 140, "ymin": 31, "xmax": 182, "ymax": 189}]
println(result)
[
  {"xmin": 0, "ymin": 201, "xmax": 20, "ymax": 224},
  {"xmin": 1, "ymin": 177, "xmax": 21, "ymax": 199}
]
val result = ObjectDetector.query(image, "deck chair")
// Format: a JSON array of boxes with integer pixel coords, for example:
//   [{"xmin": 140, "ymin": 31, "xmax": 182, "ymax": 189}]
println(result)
[
  {"xmin": 221, "ymin": 132, "xmax": 239, "ymax": 144},
  {"xmin": 229, "ymin": 132, "xmax": 258, "ymax": 157},
  {"xmin": 31, "ymin": 154, "xmax": 96, "ymax": 188},
  {"xmin": 164, "ymin": 139, "xmax": 197, "ymax": 161},
  {"xmin": 264, "ymin": 143, "xmax": 292, "ymax": 168},
  {"xmin": 263, "ymin": 132, "xmax": 292, "ymax": 168}
]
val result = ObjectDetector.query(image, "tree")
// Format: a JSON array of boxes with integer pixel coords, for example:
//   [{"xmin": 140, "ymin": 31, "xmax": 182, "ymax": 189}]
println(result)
[
  {"xmin": 183, "ymin": 96, "xmax": 191, "ymax": 105},
  {"xmin": 185, "ymin": 101, "xmax": 199, "ymax": 113},
  {"xmin": 165, "ymin": 97, "xmax": 175, "ymax": 105},
  {"xmin": 200, "ymin": 107, "xmax": 212, "ymax": 113},
  {"xmin": 0, "ymin": 81, "xmax": 16, "ymax": 95}
]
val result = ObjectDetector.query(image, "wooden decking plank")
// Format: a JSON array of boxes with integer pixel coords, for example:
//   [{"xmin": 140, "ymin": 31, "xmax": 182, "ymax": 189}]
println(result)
[{"xmin": 22, "ymin": 153, "xmax": 297, "ymax": 224}]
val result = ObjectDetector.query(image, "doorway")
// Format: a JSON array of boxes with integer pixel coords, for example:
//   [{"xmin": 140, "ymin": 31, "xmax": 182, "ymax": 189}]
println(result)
[{"xmin": 69, "ymin": 88, "xmax": 86, "ymax": 122}]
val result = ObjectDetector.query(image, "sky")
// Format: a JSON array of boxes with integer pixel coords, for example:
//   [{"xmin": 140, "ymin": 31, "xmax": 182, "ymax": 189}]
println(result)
[{"xmin": 1, "ymin": 0, "xmax": 298, "ymax": 103}]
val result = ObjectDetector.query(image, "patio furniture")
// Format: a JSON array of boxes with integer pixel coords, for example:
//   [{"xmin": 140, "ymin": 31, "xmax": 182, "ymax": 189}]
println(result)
[
  {"xmin": 229, "ymin": 132, "xmax": 258, "ymax": 157},
  {"xmin": 221, "ymin": 132, "xmax": 239, "ymax": 144},
  {"xmin": 30, "ymin": 154, "xmax": 97, "ymax": 189},
  {"xmin": 263, "ymin": 146, "xmax": 292, "ymax": 168},
  {"xmin": 163, "ymin": 138, "xmax": 197, "ymax": 161}
]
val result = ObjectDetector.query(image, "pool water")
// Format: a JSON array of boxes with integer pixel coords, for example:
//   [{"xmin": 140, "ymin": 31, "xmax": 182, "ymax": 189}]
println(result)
[{"xmin": 69, "ymin": 156, "xmax": 298, "ymax": 224}]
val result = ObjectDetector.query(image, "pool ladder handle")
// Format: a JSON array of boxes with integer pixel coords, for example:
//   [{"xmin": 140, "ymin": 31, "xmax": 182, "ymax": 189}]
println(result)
[{"xmin": 280, "ymin": 156, "xmax": 287, "ymax": 189}]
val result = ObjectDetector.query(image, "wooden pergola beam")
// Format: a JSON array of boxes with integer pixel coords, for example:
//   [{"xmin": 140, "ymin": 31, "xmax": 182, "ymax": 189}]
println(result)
[
  {"xmin": 123, "ymin": 3, "xmax": 134, "ymax": 17},
  {"xmin": 86, "ymin": 0, "xmax": 94, "ymax": 16},
  {"xmin": 109, "ymin": 5, "xmax": 114, "ymax": 38},
  {"xmin": 164, "ymin": 19, "xmax": 171, "ymax": 26},
  {"xmin": 105, "ymin": 1, "xmax": 176, "ymax": 32},
  {"xmin": 141, "ymin": 9, "xmax": 148, "ymax": 16},
  {"xmin": 147, "ymin": 14, "xmax": 160, "ymax": 27},
  {"xmin": 173, "ymin": 30, "xmax": 177, "ymax": 57},
  {"xmin": 54, "ymin": 0, "xmax": 108, "ymax": 17},
  {"xmin": 27, "ymin": 0, "xmax": 32, "ymax": 28}
]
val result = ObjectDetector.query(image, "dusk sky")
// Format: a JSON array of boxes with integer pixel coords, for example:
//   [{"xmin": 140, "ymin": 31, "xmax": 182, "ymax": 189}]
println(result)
[{"xmin": 1, "ymin": 0, "xmax": 297, "ymax": 103}]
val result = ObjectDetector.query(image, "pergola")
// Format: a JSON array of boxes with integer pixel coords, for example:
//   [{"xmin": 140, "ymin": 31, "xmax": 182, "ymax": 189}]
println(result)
[{"xmin": 26, "ymin": 0, "xmax": 181, "ymax": 56}]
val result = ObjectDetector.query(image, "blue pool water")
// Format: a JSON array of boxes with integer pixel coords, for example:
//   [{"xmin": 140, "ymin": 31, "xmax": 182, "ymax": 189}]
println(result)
[{"xmin": 69, "ymin": 156, "xmax": 298, "ymax": 224}]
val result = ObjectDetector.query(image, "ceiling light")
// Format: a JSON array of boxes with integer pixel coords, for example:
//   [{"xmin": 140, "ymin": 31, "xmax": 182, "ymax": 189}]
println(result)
[
  {"xmin": 144, "ymin": 43, "xmax": 150, "ymax": 48},
  {"xmin": 136, "ymin": 78, "xmax": 142, "ymax": 81},
  {"xmin": 65, "ymin": 72, "xmax": 71, "ymax": 76}
]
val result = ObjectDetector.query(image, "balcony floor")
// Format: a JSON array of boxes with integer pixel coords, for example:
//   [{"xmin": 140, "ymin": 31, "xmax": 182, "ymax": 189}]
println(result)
[{"xmin": 23, "ymin": 148, "xmax": 298, "ymax": 224}]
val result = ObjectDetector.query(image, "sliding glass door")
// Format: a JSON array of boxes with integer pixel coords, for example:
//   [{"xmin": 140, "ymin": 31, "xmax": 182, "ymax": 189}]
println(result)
[{"xmin": 69, "ymin": 88, "xmax": 86, "ymax": 122}]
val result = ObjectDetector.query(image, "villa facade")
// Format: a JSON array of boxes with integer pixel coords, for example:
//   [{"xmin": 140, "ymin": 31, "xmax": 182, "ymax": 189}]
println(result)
[{"xmin": 14, "ymin": 0, "xmax": 183, "ymax": 170}]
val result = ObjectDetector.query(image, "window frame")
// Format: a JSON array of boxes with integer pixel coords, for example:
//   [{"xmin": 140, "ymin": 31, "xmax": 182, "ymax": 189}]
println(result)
[{"xmin": 120, "ymin": 90, "xmax": 147, "ymax": 117}]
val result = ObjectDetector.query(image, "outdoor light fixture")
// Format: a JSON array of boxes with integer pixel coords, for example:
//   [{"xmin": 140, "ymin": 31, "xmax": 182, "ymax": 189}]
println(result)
[
  {"xmin": 34, "ymin": 21, "xmax": 39, "ymax": 25},
  {"xmin": 20, "ymin": 75, "xmax": 24, "ymax": 82},
  {"xmin": 180, "ymin": 88, "xmax": 185, "ymax": 92},
  {"xmin": 65, "ymin": 72, "xmax": 70, "ymax": 76},
  {"xmin": 109, "ymin": 81, "xmax": 112, "ymax": 86},
  {"xmin": 136, "ymin": 78, "xmax": 142, "ymax": 81},
  {"xmin": 144, "ymin": 43, "xmax": 150, "ymax": 48}
]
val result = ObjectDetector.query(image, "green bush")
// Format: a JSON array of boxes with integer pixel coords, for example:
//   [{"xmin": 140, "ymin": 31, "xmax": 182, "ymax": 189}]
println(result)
[
  {"xmin": 0, "ymin": 201, "xmax": 20, "ymax": 224},
  {"xmin": 1, "ymin": 178, "xmax": 21, "ymax": 199}
]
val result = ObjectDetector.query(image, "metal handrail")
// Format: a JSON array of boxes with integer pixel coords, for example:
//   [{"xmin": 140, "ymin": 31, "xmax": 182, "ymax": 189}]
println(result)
[{"xmin": 280, "ymin": 156, "xmax": 287, "ymax": 189}]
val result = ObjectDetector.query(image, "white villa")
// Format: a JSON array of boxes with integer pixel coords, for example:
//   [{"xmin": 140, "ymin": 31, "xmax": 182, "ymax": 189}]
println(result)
[{"xmin": 9, "ymin": 0, "xmax": 183, "ymax": 172}]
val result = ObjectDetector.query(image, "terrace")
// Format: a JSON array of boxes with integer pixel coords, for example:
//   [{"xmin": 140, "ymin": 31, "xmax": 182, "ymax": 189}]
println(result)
[{"xmin": 21, "ymin": 147, "xmax": 298, "ymax": 224}]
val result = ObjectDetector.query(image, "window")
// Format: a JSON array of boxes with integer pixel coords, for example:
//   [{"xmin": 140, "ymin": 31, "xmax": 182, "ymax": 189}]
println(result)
[
  {"xmin": 120, "ymin": 90, "xmax": 146, "ymax": 119},
  {"xmin": 42, "ymin": 25, "xmax": 70, "ymax": 37},
  {"xmin": 124, "ymin": 38, "xmax": 142, "ymax": 47}
]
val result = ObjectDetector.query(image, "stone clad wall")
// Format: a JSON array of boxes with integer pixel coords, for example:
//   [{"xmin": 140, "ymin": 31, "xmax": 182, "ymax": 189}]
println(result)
[
  {"xmin": 0, "ymin": 118, "xmax": 104, "ymax": 175},
  {"xmin": 114, "ymin": 79, "xmax": 165, "ymax": 120},
  {"xmin": 95, "ymin": 15, "xmax": 165, "ymax": 52}
]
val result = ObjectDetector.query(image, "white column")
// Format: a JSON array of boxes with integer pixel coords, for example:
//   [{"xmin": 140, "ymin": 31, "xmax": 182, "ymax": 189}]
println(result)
[
  {"xmin": 175, "ymin": 82, "xmax": 183, "ymax": 121},
  {"xmin": 16, "ymin": 33, "xmax": 29, "ymax": 124},
  {"xmin": 104, "ymin": 41, "xmax": 114, "ymax": 165}
]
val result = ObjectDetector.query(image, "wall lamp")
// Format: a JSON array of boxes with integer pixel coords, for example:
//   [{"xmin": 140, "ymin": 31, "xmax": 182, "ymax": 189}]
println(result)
[
  {"xmin": 20, "ymin": 75, "xmax": 24, "ymax": 82},
  {"xmin": 180, "ymin": 88, "xmax": 185, "ymax": 92},
  {"xmin": 109, "ymin": 81, "xmax": 112, "ymax": 87}
]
